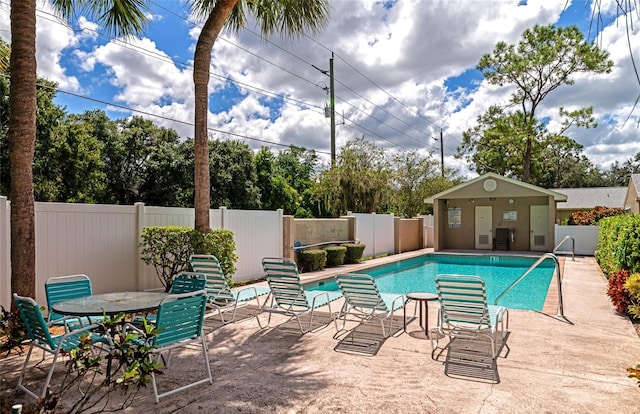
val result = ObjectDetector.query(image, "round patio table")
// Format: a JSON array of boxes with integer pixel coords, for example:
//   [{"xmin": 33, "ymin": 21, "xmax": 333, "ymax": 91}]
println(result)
[
  {"xmin": 51, "ymin": 291, "xmax": 168, "ymax": 317},
  {"xmin": 404, "ymin": 292, "xmax": 438, "ymax": 336}
]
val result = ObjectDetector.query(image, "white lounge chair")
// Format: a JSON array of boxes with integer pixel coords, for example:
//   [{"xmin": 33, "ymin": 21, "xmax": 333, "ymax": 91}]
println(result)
[
  {"xmin": 430, "ymin": 274, "xmax": 509, "ymax": 375},
  {"xmin": 334, "ymin": 273, "xmax": 409, "ymax": 338},
  {"xmin": 190, "ymin": 254, "xmax": 269, "ymax": 323},
  {"xmin": 260, "ymin": 257, "xmax": 341, "ymax": 333}
]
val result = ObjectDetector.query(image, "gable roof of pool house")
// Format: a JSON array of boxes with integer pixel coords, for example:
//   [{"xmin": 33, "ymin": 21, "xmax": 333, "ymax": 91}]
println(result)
[
  {"xmin": 424, "ymin": 173, "xmax": 567, "ymax": 252},
  {"xmin": 552, "ymin": 186, "xmax": 628, "ymax": 223}
]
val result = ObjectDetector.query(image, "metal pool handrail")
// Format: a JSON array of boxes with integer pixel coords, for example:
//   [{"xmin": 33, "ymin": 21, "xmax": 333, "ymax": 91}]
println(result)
[
  {"xmin": 553, "ymin": 235, "xmax": 575, "ymax": 261},
  {"xmin": 494, "ymin": 253, "xmax": 564, "ymax": 318}
]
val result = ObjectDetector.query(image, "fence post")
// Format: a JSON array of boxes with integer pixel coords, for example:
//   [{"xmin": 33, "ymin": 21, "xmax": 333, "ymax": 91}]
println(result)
[
  {"xmin": 394, "ymin": 216, "xmax": 401, "ymax": 254},
  {"xmin": 371, "ymin": 212, "xmax": 376, "ymax": 259},
  {"xmin": 135, "ymin": 202, "xmax": 145, "ymax": 291},
  {"xmin": 220, "ymin": 206, "xmax": 227, "ymax": 229},
  {"xmin": 277, "ymin": 209, "xmax": 284, "ymax": 257}
]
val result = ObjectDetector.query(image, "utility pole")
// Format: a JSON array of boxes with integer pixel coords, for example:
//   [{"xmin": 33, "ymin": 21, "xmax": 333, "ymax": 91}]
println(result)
[
  {"xmin": 312, "ymin": 52, "xmax": 336, "ymax": 166},
  {"xmin": 440, "ymin": 128, "xmax": 444, "ymax": 178},
  {"xmin": 329, "ymin": 52, "xmax": 336, "ymax": 166}
]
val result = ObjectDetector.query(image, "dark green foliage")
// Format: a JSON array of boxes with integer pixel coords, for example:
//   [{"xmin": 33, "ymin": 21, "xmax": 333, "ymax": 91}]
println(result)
[
  {"xmin": 596, "ymin": 215, "xmax": 640, "ymax": 275},
  {"xmin": 342, "ymin": 243, "xmax": 366, "ymax": 264},
  {"xmin": 193, "ymin": 228, "xmax": 238, "ymax": 278},
  {"xmin": 209, "ymin": 140, "xmax": 261, "ymax": 209},
  {"xmin": 297, "ymin": 249, "xmax": 327, "ymax": 272},
  {"xmin": 140, "ymin": 226, "xmax": 237, "ymax": 291},
  {"xmin": 0, "ymin": 305, "xmax": 27, "ymax": 357},
  {"xmin": 324, "ymin": 245, "xmax": 347, "ymax": 267}
]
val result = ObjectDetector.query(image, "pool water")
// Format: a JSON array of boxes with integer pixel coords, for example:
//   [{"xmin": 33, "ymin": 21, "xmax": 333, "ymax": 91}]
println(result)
[{"xmin": 307, "ymin": 253, "xmax": 556, "ymax": 311}]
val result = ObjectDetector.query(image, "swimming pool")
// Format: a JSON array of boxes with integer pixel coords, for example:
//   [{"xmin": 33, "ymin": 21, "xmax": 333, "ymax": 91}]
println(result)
[{"xmin": 307, "ymin": 253, "xmax": 556, "ymax": 311}]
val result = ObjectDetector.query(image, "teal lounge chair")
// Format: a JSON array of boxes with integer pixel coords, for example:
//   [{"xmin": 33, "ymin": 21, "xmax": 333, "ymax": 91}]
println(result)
[
  {"xmin": 190, "ymin": 254, "xmax": 270, "ymax": 323},
  {"xmin": 260, "ymin": 257, "xmax": 341, "ymax": 333}
]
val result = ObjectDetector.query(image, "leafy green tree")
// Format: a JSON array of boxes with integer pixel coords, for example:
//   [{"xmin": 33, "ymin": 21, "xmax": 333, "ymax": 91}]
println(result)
[
  {"xmin": 254, "ymin": 147, "xmax": 298, "ymax": 213},
  {"xmin": 315, "ymin": 137, "xmax": 392, "ymax": 216},
  {"xmin": 209, "ymin": 139, "xmax": 260, "ymax": 209},
  {"xmin": 461, "ymin": 24, "xmax": 613, "ymax": 183},
  {"xmin": 603, "ymin": 153, "xmax": 640, "ymax": 187},
  {"xmin": 0, "ymin": 41, "xmax": 10, "ymax": 197},
  {"xmin": 139, "ymin": 136, "xmax": 193, "ymax": 207},
  {"xmin": 34, "ymin": 112, "xmax": 106, "ymax": 202},
  {"xmin": 189, "ymin": 0, "xmax": 330, "ymax": 233},
  {"xmin": 9, "ymin": 0, "xmax": 150, "ymax": 298},
  {"xmin": 392, "ymin": 150, "xmax": 460, "ymax": 217},
  {"xmin": 534, "ymin": 135, "xmax": 605, "ymax": 188},
  {"xmin": 275, "ymin": 146, "xmax": 319, "ymax": 217}
]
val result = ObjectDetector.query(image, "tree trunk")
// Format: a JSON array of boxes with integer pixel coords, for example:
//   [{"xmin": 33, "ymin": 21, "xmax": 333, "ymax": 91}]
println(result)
[
  {"xmin": 523, "ymin": 136, "xmax": 532, "ymax": 183},
  {"xmin": 193, "ymin": 0, "xmax": 239, "ymax": 233},
  {"xmin": 9, "ymin": 0, "xmax": 37, "ymax": 298}
]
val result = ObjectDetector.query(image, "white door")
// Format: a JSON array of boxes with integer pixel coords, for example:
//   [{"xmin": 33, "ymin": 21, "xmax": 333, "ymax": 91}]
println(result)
[
  {"xmin": 475, "ymin": 206, "xmax": 492, "ymax": 249},
  {"xmin": 530, "ymin": 205, "xmax": 548, "ymax": 251}
]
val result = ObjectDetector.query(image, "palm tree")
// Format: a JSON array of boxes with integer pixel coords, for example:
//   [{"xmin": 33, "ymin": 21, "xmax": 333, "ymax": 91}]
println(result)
[
  {"xmin": 189, "ymin": 0, "xmax": 330, "ymax": 233},
  {"xmin": 8, "ymin": 0, "xmax": 150, "ymax": 298}
]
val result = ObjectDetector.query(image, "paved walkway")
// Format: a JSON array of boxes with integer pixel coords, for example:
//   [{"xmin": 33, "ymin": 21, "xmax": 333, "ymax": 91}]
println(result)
[{"xmin": 2, "ymin": 252, "xmax": 639, "ymax": 413}]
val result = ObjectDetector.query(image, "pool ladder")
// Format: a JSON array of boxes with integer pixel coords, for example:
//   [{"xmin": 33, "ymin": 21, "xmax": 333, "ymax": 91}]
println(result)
[
  {"xmin": 494, "ymin": 253, "xmax": 565, "ymax": 318},
  {"xmin": 553, "ymin": 235, "xmax": 575, "ymax": 261}
]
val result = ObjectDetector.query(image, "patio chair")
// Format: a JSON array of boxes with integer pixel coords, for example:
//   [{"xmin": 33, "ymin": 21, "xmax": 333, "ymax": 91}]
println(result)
[
  {"xmin": 260, "ymin": 257, "xmax": 342, "ymax": 334},
  {"xmin": 13, "ymin": 293, "xmax": 109, "ymax": 399},
  {"xmin": 493, "ymin": 228, "xmax": 510, "ymax": 251},
  {"xmin": 136, "ymin": 272, "xmax": 206, "ymax": 325},
  {"xmin": 45, "ymin": 274, "xmax": 100, "ymax": 330},
  {"xmin": 334, "ymin": 273, "xmax": 409, "ymax": 338},
  {"xmin": 430, "ymin": 274, "xmax": 509, "ymax": 371},
  {"xmin": 190, "ymin": 254, "xmax": 270, "ymax": 323},
  {"xmin": 127, "ymin": 289, "xmax": 212, "ymax": 403}
]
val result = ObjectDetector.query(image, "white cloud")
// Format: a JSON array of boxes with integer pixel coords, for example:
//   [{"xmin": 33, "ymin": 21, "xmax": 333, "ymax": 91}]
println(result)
[{"xmin": 3, "ymin": 0, "xmax": 640, "ymax": 178}]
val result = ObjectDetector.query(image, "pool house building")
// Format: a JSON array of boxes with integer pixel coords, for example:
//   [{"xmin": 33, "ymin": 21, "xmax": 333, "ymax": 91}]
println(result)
[{"xmin": 425, "ymin": 173, "xmax": 567, "ymax": 252}]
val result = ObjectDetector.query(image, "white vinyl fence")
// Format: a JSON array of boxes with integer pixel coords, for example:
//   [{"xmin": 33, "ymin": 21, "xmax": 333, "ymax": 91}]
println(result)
[
  {"xmin": 0, "ymin": 198, "xmax": 282, "ymax": 310},
  {"xmin": 418, "ymin": 214, "xmax": 434, "ymax": 248},
  {"xmin": 554, "ymin": 224, "xmax": 600, "ymax": 256},
  {"xmin": 350, "ymin": 212, "xmax": 395, "ymax": 258}
]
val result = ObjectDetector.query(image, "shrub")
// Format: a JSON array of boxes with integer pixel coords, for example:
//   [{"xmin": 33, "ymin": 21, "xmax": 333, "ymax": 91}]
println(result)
[
  {"xmin": 140, "ymin": 226, "xmax": 237, "ymax": 291},
  {"xmin": 596, "ymin": 215, "xmax": 640, "ymax": 275},
  {"xmin": 194, "ymin": 228, "xmax": 238, "ymax": 277},
  {"xmin": 342, "ymin": 243, "xmax": 366, "ymax": 264},
  {"xmin": 297, "ymin": 249, "xmax": 327, "ymax": 272},
  {"xmin": 568, "ymin": 206, "xmax": 625, "ymax": 225},
  {"xmin": 606, "ymin": 269, "xmax": 631, "ymax": 314},
  {"xmin": 624, "ymin": 273, "xmax": 640, "ymax": 319},
  {"xmin": 325, "ymin": 246, "xmax": 347, "ymax": 267}
]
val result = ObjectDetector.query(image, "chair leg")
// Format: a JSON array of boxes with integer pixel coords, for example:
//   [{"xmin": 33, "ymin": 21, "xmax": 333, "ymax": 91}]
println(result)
[{"xmin": 17, "ymin": 343, "xmax": 40, "ymax": 399}]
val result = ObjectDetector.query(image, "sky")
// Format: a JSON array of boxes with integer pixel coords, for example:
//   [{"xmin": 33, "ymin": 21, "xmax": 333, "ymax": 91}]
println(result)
[{"xmin": 0, "ymin": 0, "xmax": 639, "ymax": 178}]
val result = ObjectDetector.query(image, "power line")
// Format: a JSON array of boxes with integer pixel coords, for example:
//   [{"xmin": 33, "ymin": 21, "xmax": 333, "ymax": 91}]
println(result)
[{"xmin": 7, "ymin": 1, "xmax": 462, "ymax": 166}]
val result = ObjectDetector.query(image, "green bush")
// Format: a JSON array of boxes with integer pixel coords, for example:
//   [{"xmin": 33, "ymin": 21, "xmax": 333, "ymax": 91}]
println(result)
[
  {"xmin": 325, "ymin": 245, "xmax": 347, "ymax": 267},
  {"xmin": 342, "ymin": 243, "xmax": 366, "ymax": 264},
  {"xmin": 596, "ymin": 215, "xmax": 640, "ymax": 275},
  {"xmin": 624, "ymin": 273, "xmax": 640, "ymax": 319},
  {"xmin": 297, "ymin": 249, "xmax": 327, "ymax": 272},
  {"xmin": 140, "ymin": 226, "xmax": 237, "ymax": 291}
]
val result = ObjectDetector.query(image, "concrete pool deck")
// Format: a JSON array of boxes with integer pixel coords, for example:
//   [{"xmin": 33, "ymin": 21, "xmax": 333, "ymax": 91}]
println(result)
[{"xmin": 2, "ymin": 250, "xmax": 640, "ymax": 413}]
